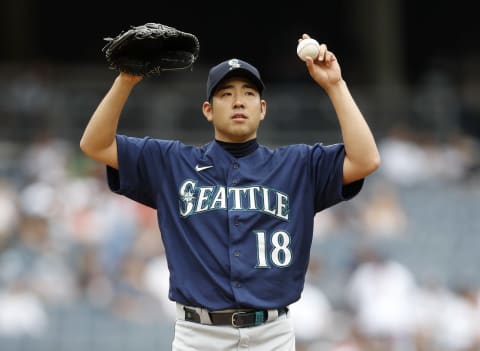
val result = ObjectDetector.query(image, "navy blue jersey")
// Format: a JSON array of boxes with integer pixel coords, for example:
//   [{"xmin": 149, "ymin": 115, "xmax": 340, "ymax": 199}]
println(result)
[{"xmin": 107, "ymin": 135, "xmax": 363, "ymax": 310}]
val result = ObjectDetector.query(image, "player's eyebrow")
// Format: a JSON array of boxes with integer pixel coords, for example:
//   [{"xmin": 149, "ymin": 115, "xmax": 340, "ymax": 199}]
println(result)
[{"xmin": 216, "ymin": 81, "xmax": 258, "ymax": 94}]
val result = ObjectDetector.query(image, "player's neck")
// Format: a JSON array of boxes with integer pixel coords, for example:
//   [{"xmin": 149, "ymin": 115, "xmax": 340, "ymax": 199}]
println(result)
[{"xmin": 215, "ymin": 138, "xmax": 259, "ymax": 158}]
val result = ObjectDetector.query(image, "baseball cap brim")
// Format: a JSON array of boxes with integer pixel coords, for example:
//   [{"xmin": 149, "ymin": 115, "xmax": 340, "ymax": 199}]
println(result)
[{"xmin": 206, "ymin": 59, "xmax": 265, "ymax": 100}]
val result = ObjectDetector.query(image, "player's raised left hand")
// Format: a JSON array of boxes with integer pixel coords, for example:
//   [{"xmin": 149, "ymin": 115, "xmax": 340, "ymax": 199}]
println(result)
[{"xmin": 299, "ymin": 34, "xmax": 342, "ymax": 90}]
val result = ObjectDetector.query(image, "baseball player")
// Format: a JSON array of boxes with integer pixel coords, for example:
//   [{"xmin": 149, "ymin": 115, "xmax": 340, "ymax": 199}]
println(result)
[{"xmin": 80, "ymin": 34, "xmax": 380, "ymax": 351}]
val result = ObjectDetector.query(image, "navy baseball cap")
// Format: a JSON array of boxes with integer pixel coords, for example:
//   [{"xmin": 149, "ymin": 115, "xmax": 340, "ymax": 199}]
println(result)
[{"xmin": 206, "ymin": 58, "xmax": 265, "ymax": 100}]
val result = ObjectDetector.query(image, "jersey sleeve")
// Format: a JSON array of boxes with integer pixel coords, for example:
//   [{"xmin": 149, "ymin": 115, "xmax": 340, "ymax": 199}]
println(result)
[
  {"xmin": 310, "ymin": 143, "xmax": 363, "ymax": 212},
  {"xmin": 106, "ymin": 134, "xmax": 170, "ymax": 209}
]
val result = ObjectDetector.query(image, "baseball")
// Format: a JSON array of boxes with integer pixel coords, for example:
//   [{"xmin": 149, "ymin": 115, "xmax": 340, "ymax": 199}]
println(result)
[{"xmin": 297, "ymin": 38, "xmax": 320, "ymax": 61}]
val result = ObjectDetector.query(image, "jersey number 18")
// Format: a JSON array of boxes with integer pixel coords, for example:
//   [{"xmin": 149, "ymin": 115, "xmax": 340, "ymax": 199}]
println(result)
[{"xmin": 254, "ymin": 230, "xmax": 292, "ymax": 268}]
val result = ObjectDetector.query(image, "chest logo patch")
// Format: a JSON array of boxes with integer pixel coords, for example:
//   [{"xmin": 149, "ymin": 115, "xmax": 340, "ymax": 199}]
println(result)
[{"xmin": 195, "ymin": 164, "xmax": 213, "ymax": 172}]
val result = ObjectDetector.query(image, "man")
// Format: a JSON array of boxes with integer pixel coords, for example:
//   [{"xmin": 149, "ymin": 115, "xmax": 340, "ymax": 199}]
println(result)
[{"xmin": 80, "ymin": 34, "xmax": 380, "ymax": 351}]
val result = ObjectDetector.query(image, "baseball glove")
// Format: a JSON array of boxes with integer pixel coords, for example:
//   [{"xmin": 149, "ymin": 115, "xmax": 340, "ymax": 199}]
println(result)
[{"xmin": 102, "ymin": 22, "xmax": 200, "ymax": 77}]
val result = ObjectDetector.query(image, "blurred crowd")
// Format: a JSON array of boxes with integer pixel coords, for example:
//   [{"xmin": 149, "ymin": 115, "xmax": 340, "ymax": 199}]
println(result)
[{"xmin": 0, "ymin": 126, "xmax": 479, "ymax": 351}]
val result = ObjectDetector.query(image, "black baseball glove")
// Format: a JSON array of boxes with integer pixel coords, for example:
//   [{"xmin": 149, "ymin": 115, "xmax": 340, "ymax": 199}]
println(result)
[{"xmin": 102, "ymin": 22, "xmax": 200, "ymax": 77}]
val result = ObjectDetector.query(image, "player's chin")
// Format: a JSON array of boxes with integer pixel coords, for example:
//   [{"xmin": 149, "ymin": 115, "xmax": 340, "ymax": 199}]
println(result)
[
  {"xmin": 232, "ymin": 123, "xmax": 255, "ymax": 134},
  {"xmin": 225, "ymin": 127, "xmax": 256, "ymax": 141},
  {"xmin": 231, "ymin": 118, "xmax": 260, "ymax": 129}
]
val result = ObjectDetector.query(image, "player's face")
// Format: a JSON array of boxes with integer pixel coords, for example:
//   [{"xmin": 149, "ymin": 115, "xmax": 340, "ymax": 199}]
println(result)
[{"xmin": 202, "ymin": 77, "xmax": 266, "ymax": 143}]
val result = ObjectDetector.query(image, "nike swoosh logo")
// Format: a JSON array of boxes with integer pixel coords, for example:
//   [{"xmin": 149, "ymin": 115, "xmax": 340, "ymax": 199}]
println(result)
[{"xmin": 195, "ymin": 164, "xmax": 213, "ymax": 172}]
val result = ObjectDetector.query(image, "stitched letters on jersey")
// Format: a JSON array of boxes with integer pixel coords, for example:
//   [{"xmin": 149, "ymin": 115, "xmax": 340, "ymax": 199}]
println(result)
[{"xmin": 178, "ymin": 179, "xmax": 289, "ymax": 221}]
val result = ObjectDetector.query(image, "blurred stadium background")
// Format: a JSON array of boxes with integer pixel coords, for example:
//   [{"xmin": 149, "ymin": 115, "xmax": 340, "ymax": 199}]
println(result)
[{"xmin": 0, "ymin": 1, "xmax": 479, "ymax": 350}]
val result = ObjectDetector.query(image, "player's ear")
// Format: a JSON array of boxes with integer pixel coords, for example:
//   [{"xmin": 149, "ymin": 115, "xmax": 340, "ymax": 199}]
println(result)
[
  {"xmin": 202, "ymin": 101, "xmax": 213, "ymax": 122},
  {"xmin": 260, "ymin": 100, "xmax": 267, "ymax": 121}
]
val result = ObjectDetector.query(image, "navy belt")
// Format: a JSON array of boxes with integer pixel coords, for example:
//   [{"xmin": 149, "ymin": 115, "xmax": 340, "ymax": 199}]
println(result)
[{"xmin": 183, "ymin": 306, "xmax": 288, "ymax": 328}]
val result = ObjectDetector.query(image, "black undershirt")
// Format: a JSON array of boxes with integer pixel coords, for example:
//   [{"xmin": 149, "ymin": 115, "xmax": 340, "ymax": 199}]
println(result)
[{"xmin": 215, "ymin": 139, "xmax": 259, "ymax": 158}]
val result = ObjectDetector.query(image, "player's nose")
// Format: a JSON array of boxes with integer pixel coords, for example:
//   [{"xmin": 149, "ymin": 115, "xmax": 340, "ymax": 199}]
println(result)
[{"xmin": 233, "ymin": 96, "xmax": 245, "ymax": 108}]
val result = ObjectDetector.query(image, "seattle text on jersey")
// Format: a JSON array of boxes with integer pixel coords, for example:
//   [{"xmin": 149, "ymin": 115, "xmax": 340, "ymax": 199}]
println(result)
[{"xmin": 178, "ymin": 179, "xmax": 290, "ymax": 221}]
